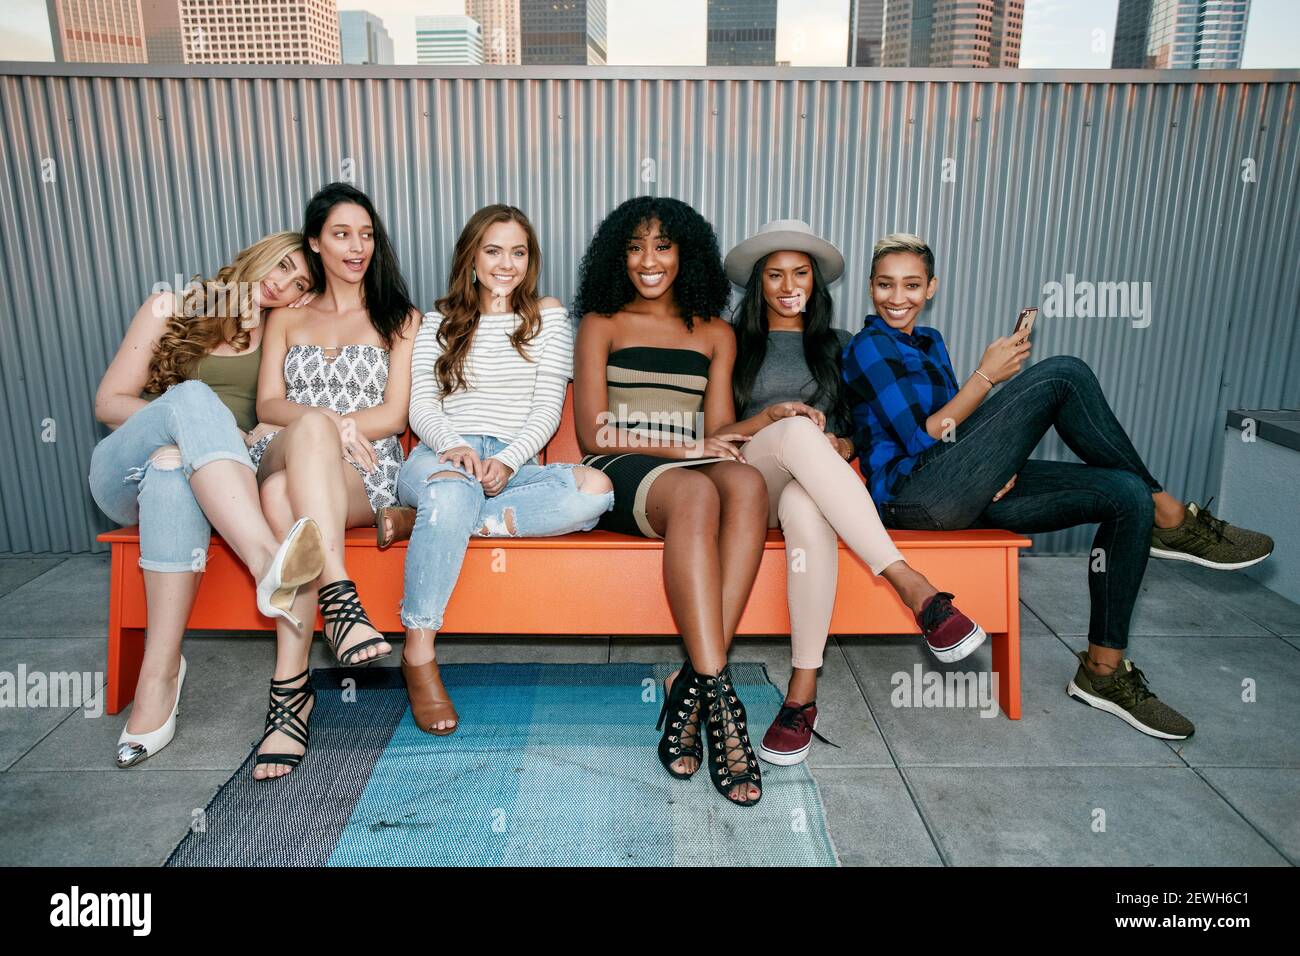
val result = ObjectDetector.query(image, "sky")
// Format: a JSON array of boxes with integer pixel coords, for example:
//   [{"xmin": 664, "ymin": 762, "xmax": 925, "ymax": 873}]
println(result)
[{"xmin": 3, "ymin": 0, "xmax": 1297, "ymax": 67}]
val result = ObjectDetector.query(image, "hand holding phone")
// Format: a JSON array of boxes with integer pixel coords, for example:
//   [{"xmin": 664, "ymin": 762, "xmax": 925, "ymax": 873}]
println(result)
[
  {"xmin": 978, "ymin": 307, "xmax": 1037, "ymax": 384},
  {"xmin": 1013, "ymin": 307, "xmax": 1038, "ymax": 338}
]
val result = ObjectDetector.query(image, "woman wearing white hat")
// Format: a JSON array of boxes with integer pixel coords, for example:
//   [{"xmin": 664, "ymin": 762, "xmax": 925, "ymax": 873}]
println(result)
[{"xmin": 719, "ymin": 220, "xmax": 986, "ymax": 766}]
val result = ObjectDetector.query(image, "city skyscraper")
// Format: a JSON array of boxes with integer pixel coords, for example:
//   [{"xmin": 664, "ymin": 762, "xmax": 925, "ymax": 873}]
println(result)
[
  {"xmin": 519, "ymin": 0, "xmax": 606, "ymax": 65},
  {"xmin": 881, "ymin": 0, "xmax": 1023, "ymax": 68},
  {"xmin": 340, "ymin": 9, "xmax": 394, "ymax": 65},
  {"xmin": 1111, "ymin": 0, "xmax": 1251, "ymax": 69},
  {"xmin": 139, "ymin": 0, "xmax": 184, "ymax": 63},
  {"xmin": 467, "ymin": 0, "xmax": 521, "ymax": 65},
  {"xmin": 46, "ymin": 0, "xmax": 147, "ymax": 63},
  {"xmin": 178, "ymin": 0, "xmax": 342, "ymax": 63},
  {"xmin": 416, "ymin": 14, "xmax": 485, "ymax": 65},
  {"xmin": 847, "ymin": 0, "xmax": 886, "ymax": 66},
  {"xmin": 1112, "ymin": 0, "xmax": 1154, "ymax": 67},
  {"xmin": 706, "ymin": 0, "xmax": 777, "ymax": 66}
]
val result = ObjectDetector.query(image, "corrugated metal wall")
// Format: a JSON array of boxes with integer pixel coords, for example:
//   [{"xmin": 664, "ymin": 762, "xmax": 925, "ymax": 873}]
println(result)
[{"xmin": 1, "ymin": 65, "xmax": 1297, "ymax": 554}]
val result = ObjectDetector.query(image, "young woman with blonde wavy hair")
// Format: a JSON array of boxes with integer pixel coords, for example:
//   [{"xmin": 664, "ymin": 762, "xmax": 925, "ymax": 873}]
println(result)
[{"xmin": 91, "ymin": 230, "xmax": 328, "ymax": 770}]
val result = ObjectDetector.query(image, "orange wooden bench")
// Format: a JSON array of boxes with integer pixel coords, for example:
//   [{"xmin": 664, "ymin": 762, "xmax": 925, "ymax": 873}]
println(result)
[{"xmin": 98, "ymin": 387, "xmax": 1031, "ymax": 719}]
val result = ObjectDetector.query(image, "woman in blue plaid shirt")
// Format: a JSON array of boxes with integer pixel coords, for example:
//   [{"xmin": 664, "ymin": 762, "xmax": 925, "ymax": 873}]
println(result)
[{"xmin": 843, "ymin": 233, "xmax": 1273, "ymax": 741}]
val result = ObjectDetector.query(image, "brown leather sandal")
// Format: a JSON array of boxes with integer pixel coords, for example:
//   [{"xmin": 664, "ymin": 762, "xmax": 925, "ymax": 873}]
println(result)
[
  {"xmin": 401, "ymin": 655, "xmax": 459, "ymax": 735},
  {"xmin": 376, "ymin": 506, "xmax": 417, "ymax": 550}
]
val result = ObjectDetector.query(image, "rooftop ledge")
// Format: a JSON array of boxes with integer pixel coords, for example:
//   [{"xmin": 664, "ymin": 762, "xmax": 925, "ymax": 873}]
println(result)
[{"xmin": 2, "ymin": 63, "xmax": 1298, "ymax": 84}]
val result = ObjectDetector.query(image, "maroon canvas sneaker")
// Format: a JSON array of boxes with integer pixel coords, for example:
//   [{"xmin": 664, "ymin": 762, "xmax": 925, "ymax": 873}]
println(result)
[
  {"xmin": 917, "ymin": 592, "xmax": 986, "ymax": 663},
  {"xmin": 757, "ymin": 701, "xmax": 839, "ymax": 766}
]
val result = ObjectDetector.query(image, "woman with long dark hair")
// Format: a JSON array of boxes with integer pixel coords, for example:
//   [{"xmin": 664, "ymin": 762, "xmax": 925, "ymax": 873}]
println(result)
[
  {"xmin": 90, "ymin": 231, "xmax": 325, "ymax": 768},
  {"xmin": 379, "ymin": 204, "xmax": 613, "ymax": 734},
  {"xmin": 247, "ymin": 182, "xmax": 420, "ymax": 779},
  {"xmin": 720, "ymin": 220, "xmax": 984, "ymax": 766},
  {"xmin": 573, "ymin": 196, "xmax": 768, "ymax": 806}
]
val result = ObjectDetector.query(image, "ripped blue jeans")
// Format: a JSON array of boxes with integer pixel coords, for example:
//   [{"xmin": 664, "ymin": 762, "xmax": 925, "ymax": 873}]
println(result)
[
  {"xmin": 397, "ymin": 436, "xmax": 614, "ymax": 630},
  {"xmin": 88, "ymin": 379, "xmax": 255, "ymax": 572}
]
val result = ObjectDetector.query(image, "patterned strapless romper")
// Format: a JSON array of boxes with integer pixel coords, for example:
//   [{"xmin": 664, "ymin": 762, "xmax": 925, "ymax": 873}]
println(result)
[{"xmin": 248, "ymin": 344, "xmax": 404, "ymax": 511}]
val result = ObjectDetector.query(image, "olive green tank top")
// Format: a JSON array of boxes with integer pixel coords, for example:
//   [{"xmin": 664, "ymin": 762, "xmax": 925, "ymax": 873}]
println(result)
[{"xmin": 143, "ymin": 345, "xmax": 262, "ymax": 432}]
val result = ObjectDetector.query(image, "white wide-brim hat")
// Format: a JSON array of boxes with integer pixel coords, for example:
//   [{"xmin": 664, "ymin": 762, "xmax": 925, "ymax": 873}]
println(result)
[{"xmin": 723, "ymin": 219, "xmax": 845, "ymax": 287}]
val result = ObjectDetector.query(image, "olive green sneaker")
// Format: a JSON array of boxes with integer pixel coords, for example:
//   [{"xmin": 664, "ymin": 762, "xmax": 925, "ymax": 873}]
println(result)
[
  {"xmin": 1066, "ymin": 652, "xmax": 1194, "ymax": 740},
  {"xmin": 1150, "ymin": 499, "xmax": 1273, "ymax": 571}
]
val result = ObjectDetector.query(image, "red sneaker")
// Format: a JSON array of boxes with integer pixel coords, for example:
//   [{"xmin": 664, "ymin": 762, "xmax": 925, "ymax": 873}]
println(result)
[
  {"xmin": 917, "ymin": 592, "xmax": 986, "ymax": 663},
  {"xmin": 757, "ymin": 701, "xmax": 839, "ymax": 766}
]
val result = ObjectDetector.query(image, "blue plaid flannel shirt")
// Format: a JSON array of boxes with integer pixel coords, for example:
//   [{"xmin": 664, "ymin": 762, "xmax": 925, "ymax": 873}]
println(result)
[{"xmin": 841, "ymin": 314, "xmax": 960, "ymax": 505}]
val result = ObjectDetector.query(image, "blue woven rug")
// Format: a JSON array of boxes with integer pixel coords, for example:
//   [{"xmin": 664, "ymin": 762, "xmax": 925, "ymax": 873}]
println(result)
[{"xmin": 167, "ymin": 662, "xmax": 838, "ymax": 867}]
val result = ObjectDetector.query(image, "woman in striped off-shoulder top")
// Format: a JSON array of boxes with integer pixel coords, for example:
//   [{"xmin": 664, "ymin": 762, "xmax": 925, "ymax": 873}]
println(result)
[{"xmin": 387, "ymin": 204, "xmax": 614, "ymax": 734}]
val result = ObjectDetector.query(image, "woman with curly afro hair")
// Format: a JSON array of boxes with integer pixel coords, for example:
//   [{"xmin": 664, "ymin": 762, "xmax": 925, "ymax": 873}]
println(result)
[{"xmin": 573, "ymin": 196, "xmax": 767, "ymax": 807}]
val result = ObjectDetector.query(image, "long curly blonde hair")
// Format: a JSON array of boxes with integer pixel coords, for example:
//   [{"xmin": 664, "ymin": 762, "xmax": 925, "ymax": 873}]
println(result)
[{"xmin": 144, "ymin": 231, "xmax": 303, "ymax": 395}]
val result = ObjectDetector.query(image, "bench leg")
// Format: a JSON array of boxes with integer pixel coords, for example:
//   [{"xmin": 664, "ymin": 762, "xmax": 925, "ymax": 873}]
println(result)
[
  {"xmin": 991, "ymin": 629, "xmax": 1022, "ymax": 719},
  {"xmin": 105, "ymin": 545, "xmax": 144, "ymax": 715},
  {"xmin": 992, "ymin": 547, "xmax": 1023, "ymax": 719},
  {"xmin": 106, "ymin": 624, "xmax": 145, "ymax": 716}
]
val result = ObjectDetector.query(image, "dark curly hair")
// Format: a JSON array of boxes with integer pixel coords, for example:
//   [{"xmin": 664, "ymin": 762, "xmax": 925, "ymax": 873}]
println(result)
[{"xmin": 572, "ymin": 196, "xmax": 731, "ymax": 331}]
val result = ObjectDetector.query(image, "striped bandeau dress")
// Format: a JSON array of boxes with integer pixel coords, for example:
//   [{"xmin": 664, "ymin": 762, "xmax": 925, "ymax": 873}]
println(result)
[{"xmin": 580, "ymin": 346, "xmax": 727, "ymax": 539}]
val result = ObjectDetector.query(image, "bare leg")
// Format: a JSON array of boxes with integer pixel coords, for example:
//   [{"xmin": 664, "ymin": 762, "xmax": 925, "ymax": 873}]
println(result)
[
  {"xmin": 252, "ymin": 472, "xmax": 317, "ymax": 779},
  {"xmin": 646, "ymin": 466, "xmax": 766, "ymax": 801},
  {"xmin": 186, "ymin": 460, "xmax": 281, "ymax": 579},
  {"xmin": 879, "ymin": 560, "xmax": 940, "ymax": 616},
  {"xmin": 1153, "ymin": 491, "xmax": 1186, "ymax": 529},
  {"xmin": 697, "ymin": 461, "xmax": 767, "ymax": 803},
  {"xmin": 785, "ymin": 668, "xmax": 819, "ymax": 706},
  {"xmin": 127, "ymin": 570, "xmax": 200, "ymax": 734},
  {"xmin": 251, "ymin": 458, "xmax": 382, "ymax": 778},
  {"xmin": 1085, "ymin": 644, "xmax": 1125, "ymax": 675},
  {"xmin": 256, "ymin": 414, "xmax": 390, "ymax": 662},
  {"xmin": 697, "ymin": 460, "xmax": 770, "ymax": 654},
  {"xmin": 647, "ymin": 469, "xmax": 726, "ymax": 676},
  {"xmin": 645, "ymin": 470, "xmax": 721, "ymax": 778}
]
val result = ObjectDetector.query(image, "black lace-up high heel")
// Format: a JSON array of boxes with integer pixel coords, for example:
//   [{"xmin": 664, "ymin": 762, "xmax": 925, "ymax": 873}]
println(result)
[
  {"xmin": 701, "ymin": 666, "xmax": 762, "ymax": 806},
  {"xmin": 656, "ymin": 660, "xmax": 704, "ymax": 779}
]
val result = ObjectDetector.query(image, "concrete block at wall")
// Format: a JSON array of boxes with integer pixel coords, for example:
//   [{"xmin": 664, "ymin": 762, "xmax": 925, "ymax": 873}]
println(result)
[{"xmin": 1218, "ymin": 410, "xmax": 1300, "ymax": 603}]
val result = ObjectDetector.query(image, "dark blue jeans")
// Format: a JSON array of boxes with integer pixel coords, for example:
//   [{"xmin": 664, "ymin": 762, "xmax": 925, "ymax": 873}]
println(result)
[{"xmin": 882, "ymin": 355, "xmax": 1162, "ymax": 650}]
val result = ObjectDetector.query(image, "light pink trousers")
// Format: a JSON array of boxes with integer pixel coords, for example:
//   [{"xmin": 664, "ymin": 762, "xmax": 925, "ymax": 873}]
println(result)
[{"xmin": 743, "ymin": 415, "xmax": 905, "ymax": 669}]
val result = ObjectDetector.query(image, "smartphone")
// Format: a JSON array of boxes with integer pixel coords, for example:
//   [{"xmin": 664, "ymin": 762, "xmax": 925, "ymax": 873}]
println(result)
[{"xmin": 1013, "ymin": 307, "xmax": 1038, "ymax": 337}]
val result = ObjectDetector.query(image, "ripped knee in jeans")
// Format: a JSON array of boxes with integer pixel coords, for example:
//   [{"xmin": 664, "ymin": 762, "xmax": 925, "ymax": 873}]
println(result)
[
  {"xmin": 421, "ymin": 470, "xmax": 472, "ymax": 526},
  {"xmin": 147, "ymin": 445, "xmax": 182, "ymax": 471},
  {"xmin": 572, "ymin": 465, "xmax": 613, "ymax": 496},
  {"xmin": 476, "ymin": 508, "xmax": 518, "ymax": 537}
]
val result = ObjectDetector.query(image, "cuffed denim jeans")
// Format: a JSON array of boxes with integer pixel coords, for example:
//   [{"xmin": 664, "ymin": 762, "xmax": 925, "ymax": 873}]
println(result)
[
  {"xmin": 88, "ymin": 379, "xmax": 255, "ymax": 572},
  {"xmin": 882, "ymin": 355, "xmax": 1162, "ymax": 650},
  {"xmin": 397, "ymin": 436, "xmax": 614, "ymax": 631}
]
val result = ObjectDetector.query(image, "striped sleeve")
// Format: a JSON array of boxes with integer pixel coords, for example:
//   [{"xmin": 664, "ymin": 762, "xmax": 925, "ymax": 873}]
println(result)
[
  {"xmin": 491, "ymin": 308, "xmax": 573, "ymax": 473},
  {"xmin": 408, "ymin": 311, "xmax": 469, "ymax": 454}
]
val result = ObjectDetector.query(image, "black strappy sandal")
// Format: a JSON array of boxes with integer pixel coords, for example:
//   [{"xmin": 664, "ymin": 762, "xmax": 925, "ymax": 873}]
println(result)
[
  {"xmin": 656, "ymin": 660, "xmax": 704, "ymax": 779},
  {"xmin": 318, "ymin": 578, "xmax": 390, "ymax": 666},
  {"xmin": 254, "ymin": 669, "xmax": 315, "ymax": 778},
  {"xmin": 701, "ymin": 666, "xmax": 762, "ymax": 807}
]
